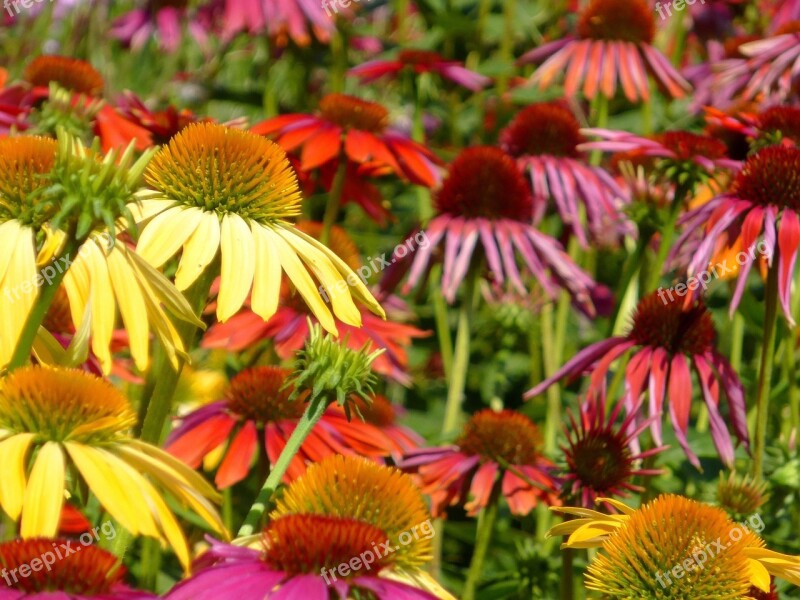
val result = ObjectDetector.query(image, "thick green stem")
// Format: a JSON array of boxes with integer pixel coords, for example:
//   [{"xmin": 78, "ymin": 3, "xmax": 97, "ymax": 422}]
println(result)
[
  {"xmin": 561, "ymin": 547, "xmax": 574, "ymax": 600},
  {"xmin": 731, "ymin": 310, "xmax": 745, "ymax": 373},
  {"xmin": 432, "ymin": 283, "xmax": 454, "ymax": 378},
  {"xmin": 238, "ymin": 395, "xmax": 329, "ymax": 536},
  {"xmin": 786, "ymin": 337, "xmax": 799, "ymax": 436},
  {"xmin": 607, "ymin": 236, "xmax": 649, "ymax": 337},
  {"xmin": 441, "ymin": 272, "xmax": 478, "ymax": 438},
  {"xmin": 541, "ymin": 303, "xmax": 561, "ymax": 453},
  {"xmin": 752, "ymin": 266, "xmax": 779, "ymax": 481},
  {"xmin": 496, "ymin": 0, "xmax": 515, "ymax": 95},
  {"xmin": 321, "ymin": 157, "xmax": 348, "ymax": 246},
  {"xmin": 644, "ymin": 203, "xmax": 681, "ymax": 293},
  {"xmin": 462, "ymin": 480, "xmax": 501, "ymax": 600},
  {"xmin": 590, "ymin": 95, "xmax": 609, "ymax": 166},
  {"xmin": 7, "ymin": 237, "xmax": 82, "ymax": 371}
]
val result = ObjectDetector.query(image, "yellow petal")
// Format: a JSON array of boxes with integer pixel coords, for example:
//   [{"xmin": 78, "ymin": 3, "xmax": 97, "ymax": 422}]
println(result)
[
  {"xmin": 127, "ymin": 197, "xmax": 178, "ymax": 223},
  {"xmin": 175, "ymin": 212, "xmax": 220, "ymax": 291},
  {"xmin": 137, "ymin": 474, "xmax": 190, "ymax": 570},
  {"xmin": 83, "ymin": 241, "xmax": 116, "ymax": 372},
  {"xmin": 106, "ymin": 245, "xmax": 150, "ymax": 371},
  {"xmin": 566, "ymin": 522, "xmax": 621, "ymax": 545},
  {"xmin": 21, "ymin": 442, "xmax": 65, "ymax": 538},
  {"xmin": 276, "ymin": 227, "xmax": 362, "ymax": 326},
  {"xmin": 0, "ymin": 226, "xmax": 37, "ymax": 367},
  {"xmin": 0, "ymin": 220, "xmax": 21, "ymax": 286},
  {"xmin": 747, "ymin": 557, "xmax": 772, "ymax": 592},
  {"xmin": 0, "ymin": 433, "xmax": 34, "ymax": 520},
  {"xmin": 136, "ymin": 206, "xmax": 202, "ymax": 268},
  {"xmin": 217, "ymin": 213, "xmax": 255, "ymax": 322},
  {"xmin": 595, "ymin": 497, "xmax": 636, "ymax": 515},
  {"xmin": 62, "ymin": 250, "xmax": 90, "ymax": 327},
  {"xmin": 266, "ymin": 227, "xmax": 336, "ymax": 334},
  {"xmin": 249, "ymin": 222, "xmax": 282, "ymax": 321}
]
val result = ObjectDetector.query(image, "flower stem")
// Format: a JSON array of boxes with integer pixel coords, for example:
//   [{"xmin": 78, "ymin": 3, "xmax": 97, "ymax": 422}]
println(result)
[
  {"xmin": 238, "ymin": 395, "xmax": 329, "ymax": 537},
  {"xmin": 644, "ymin": 202, "xmax": 681, "ymax": 293},
  {"xmin": 7, "ymin": 237, "xmax": 81, "ymax": 372},
  {"xmin": 462, "ymin": 480, "xmax": 501, "ymax": 600},
  {"xmin": 321, "ymin": 157, "xmax": 348, "ymax": 246},
  {"xmin": 496, "ymin": 0, "xmax": 515, "ymax": 95},
  {"xmin": 541, "ymin": 302, "xmax": 561, "ymax": 453},
  {"xmin": 785, "ymin": 336, "xmax": 799, "ymax": 436},
  {"xmin": 590, "ymin": 94, "xmax": 609, "ymax": 165},
  {"xmin": 752, "ymin": 265, "xmax": 779, "ymax": 481},
  {"xmin": 441, "ymin": 271, "xmax": 478, "ymax": 438}
]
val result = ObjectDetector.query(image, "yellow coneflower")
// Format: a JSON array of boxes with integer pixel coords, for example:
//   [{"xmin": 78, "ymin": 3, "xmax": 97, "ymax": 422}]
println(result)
[
  {"xmin": 130, "ymin": 122, "xmax": 385, "ymax": 334},
  {"xmin": 0, "ymin": 366, "xmax": 226, "ymax": 568},
  {"xmin": 549, "ymin": 494, "xmax": 800, "ymax": 596}
]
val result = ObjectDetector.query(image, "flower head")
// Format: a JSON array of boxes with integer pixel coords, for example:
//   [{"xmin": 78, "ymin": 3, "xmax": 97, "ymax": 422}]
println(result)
[
  {"xmin": 576, "ymin": 0, "xmax": 654, "ymax": 43},
  {"xmin": 132, "ymin": 122, "xmax": 384, "ymax": 332},
  {"xmin": 401, "ymin": 409, "xmax": 559, "ymax": 517},
  {"xmin": 717, "ymin": 471, "xmax": 770, "ymax": 517},
  {"xmin": 0, "ymin": 366, "xmax": 225, "ymax": 568},
  {"xmin": 23, "ymin": 56, "xmax": 104, "ymax": 96}
]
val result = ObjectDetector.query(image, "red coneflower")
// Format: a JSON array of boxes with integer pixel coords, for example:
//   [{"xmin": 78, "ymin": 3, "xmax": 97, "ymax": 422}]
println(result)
[
  {"xmin": 562, "ymin": 396, "xmax": 665, "ymax": 508},
  {"xmin": 526, "ymin": 291, "xmax": 749, "ymax": 468},
  {"xmin": 678, "ymin": 145, "xmax": 800, "ymax": 323},
  {"xmin": 0, "ymin": 538, "xmax": 156, "ymax": 599},
  {"xmin": 401, "ymin": 409, "xmax": 560, "ymax": 516},
  {"xmin": 252, "ymin": 93, "xmax": 441, "ymax": 188},
  {"xmin": 349, "ymin": 49, "xmax": 491, "ymax": 91},
  {"xmin": 705, "ymin": 105, "xmax": 800, "ymax": 150},
  {"xmin": 499, "ymin": 102, "xmax": 633, "ymax": 247},
  {"xmin": 518, "ymin": 0, "xmax": 690, "ymax": 101},
  {"xmin": 404, "ymin": 146, "xmax": 597, "ymax": 311}
]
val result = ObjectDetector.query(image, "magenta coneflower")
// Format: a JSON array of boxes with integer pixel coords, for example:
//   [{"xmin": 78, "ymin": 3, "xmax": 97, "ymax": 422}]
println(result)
[
  {"xmin": 222, "ymin": 0, "xmax": 339, "ymax": 46},
  {"xmin": 677, "ymin": 145, "xmax": 800, "ymax": 324},
  {"xmin": 403, "ymin": 146, "xmax": 597, "ymax": 311},
  {"xmin": 704, "ymin": 105, "xmax": 800, "ymax": 149},
  {"xmin": 519, "ymin": 0, "xmax": 690, "ymax": 101},
  {"xmin": 562, "ymin": 395, "xmax": 665, "ymax": 508},
  {"xmin": 400, "ymin": 409, "xmax": 560, "ymax": 517},
  {"xmin": 349, "ymin": 49, "xmax": 491, "ymax": 91},
  {"xmin": 110, "ymin": 0, "xmax": 209, "ymax": 53},
  {"xmin": 525, "ymin": 291, "xmax": 749, "ymax": 468},
  {"xmin": 499, "ymin": 102, "xmax": 632, "ymax": 247},
  {"xmin": 165, "ymin": 517, "xmax": 438, "ymax": 600}
]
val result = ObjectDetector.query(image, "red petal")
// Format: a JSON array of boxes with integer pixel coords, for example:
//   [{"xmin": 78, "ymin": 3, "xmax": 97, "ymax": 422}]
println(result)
[{"xmin": 215, "ymin": 421, "xmax": 258, "ymax": 489}]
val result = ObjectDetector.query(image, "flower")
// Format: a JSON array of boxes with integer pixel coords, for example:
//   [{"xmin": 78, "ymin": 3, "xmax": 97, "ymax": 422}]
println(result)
[
  {"xmin": 23, "ymin": 56, "xmax": 103, "ymax": 97},
  {"xmin": 562, "ymin": 396, "xmax": 665, "ymax": 508},
  {"xmin": 164, "ymin": 516, "xmax": 438, "ymax": 600},
  {"xmin": 400, "ymin": 409, "xmax": 560, "ymax": 517},
  {"xmin": 0, "ymin": 366, "xmax": 226, "ymax": 568},
  {"xmin": 717, "ymin": 471, "xmax": 770, "ymax": 517},
  {"xmin": 131, "ymin": 122, "xmax": 384, "ymax": 333},
  {"xmin": 499, "ymin": 102, "xmax": 632, "ymax": 247},
  {"xmin": 0, "ymin": 538, "xmax": 156, "ymax": 599},
  {"xmin": 548, "ymin": 494, "xmax": 800, "ymax": 596},
  {"xmin": 202, "ymin": 223, "xmax": 428, "ymax": 384},
  {"xmin": 705, "ymin": 104, "xmax": 800, "ymax": 150},
  {"xmin": 251, "ymin": 93, "xmax": 441, "ymax": 188},
  {"xmin": 518, "ymin": 0, "xmax": 690, "ymax": 102},
  {"xmin": 165, "ymin": 366, "xmax": 389, "ymax": 488},
  {"xmin": 349, "ymin": 49, "xmax": 490, "ymax": 91},
  {"xmin": 222, "ymin": 0, "xmax": 340, "ymax": 47},
  {"xmin": 677, "ymin": 145, "xmax": 800, "ymax": 324},
  {"xmin": 110, "ymin": 0, "xmax": 211, "ymax": 53},
  {"xmin": 525, "ymin": 291, "xmax": 749, "ymax": 468},
  {"xmin": 272, "ymin": 455, "xmax": 434, "ymax": 569},
  {"xmin": 403, "ymin": 146, "xmax": 598, "ymax": 311}
]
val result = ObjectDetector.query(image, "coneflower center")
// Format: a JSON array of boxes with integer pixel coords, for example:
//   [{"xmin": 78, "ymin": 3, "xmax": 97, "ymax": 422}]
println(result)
[
  {"xmin": 434, "ymin": 146, "xmax": 532, "ymax": 221},
  {"xmin": 731, "ymin": 146, "xmax": 800, "ymax": 210},
  {"xmin": 577, "ymin": 0, "xmax": 655, "ymax": 44},
  {"xmin": 0, "ymin": 137, "xmax": 57, "ymax": 227},
  {"xmin": 318, "ymin": 94, "xmax": 389, "ymax": 134},
  {"xmin": 263, "ymin": 515, "xmax": 392, "ymax": 576},
  {"xmin": 566, "ymin": 431, "xmax": 629, "ymax": 492},
  {"xmin": 500, "ymin": 103, "xmax": 584, "ymax": 159},
  {"xmin": 658, "ymin": 131, "xmax": 728, "ymax": 161},
  {"xmin": 24, "ymin": 56, "xmax": 104, "ymax": 96},
  {"xmin": 457, "ymin": 409, "xmax": 542, "ymax": 466},
  {"xmin": 397, "ymin": 49, "xmax": 442, "ymax": 68},
  {"xmin": 224, "ymin": 367, "xmax": 306, "ymax": 424},
  {"xmin": 756, "ymin": 106, "xmax": 800, "ymax": 142},
  {"xmin": 0, "ymin": 367, "xmax": 135, "ymax": 443},
  {"xmin": 143, "ymin": 122, "xmax": 303, "ymax": 222},
  {"xmin": 628, "ymin": 292, "xmax": 715, "ymax": 356},
  {"xmin": 0, "ymin": 539, "xmax": 124, "ymax": 595}
]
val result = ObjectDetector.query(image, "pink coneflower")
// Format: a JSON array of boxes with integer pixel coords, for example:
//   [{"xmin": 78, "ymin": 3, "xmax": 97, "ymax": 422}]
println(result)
[
  {"xmin": 165, "ymin": 517, "xmax": 437, "ymax": 600},
  {"xmin": 400, "ymin": 409, "xmax": 560, "ymax": 517},
  {"xmin": 110, "ymin": 0, "xmax": 210, "ymax": 53},
  {"xmin": 222, "ymin": 0, "xmax": 342, "ymax": 47},
  {"xmin": 0, "ymin": 538, "xmax": 155, "ymax": 599},
  {"xmin": 251, "ymin": 93, "xmax": 441, "ymax": 188},
  {"xmin": 518, "ymin": 0, "xmax": 690, "ymax": 101},
  {"xmin": 499, "ymin": 102, "xmax": 632, "ymax": 247},
  {"xmin": 525, "ymin": 291, "xmax": 749, "ymax": 468},
  {"xmin": 403, "ymin": 146, "xmax": 598, "ymax": 311},
  {"xmin": 705, "ymin": 105, "xmax": 800, "ymax": 149},
  {"xmin": 164, "ymin": 367, "xmax": 392, "ymax": 488},
  {"xmin": 677, "ymin": 145, "xmax": 800, "ymax": 324},
  {"xmin": 349, "ymin": 49, "xmax": 491, "ymax": 91},
  {"xmin": 562, "ymin": 395, "xmax": 665, "ymax": 508}
]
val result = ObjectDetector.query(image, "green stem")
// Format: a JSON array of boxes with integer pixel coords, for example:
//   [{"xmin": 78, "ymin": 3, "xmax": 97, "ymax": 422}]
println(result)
[
  {"xmin": 786, "ymin": 336, "xmax": 799, "ymax": 436},
  {"xmin": 238, "ymin": 395, "xmax": 330, "ymax": 537},
  {"xmin": 395, "ymin": 0, "xmax": 409, "ymax": 41},
  {"xmin": 561, "ymin": 546, "xmax": 574, "ymax": 600},
  {"xmin": 752, "ymin": 266, "xmax": 779, "ymax": 481},
  {"xmin": 590, "ymin": 94, "xmax": 609, "ymax": 166},
  {"xmin": 432, "ymin": 283, "xmax": 454, "ymax": 378},
  {"xmin": 606, "ymin": 236, "xmax": 649, "ymax": 337},
  {"xmin": 441, "ymin": 272, "xmax": 478, "ymax": 438},
  {"xmin": 7, "ymin": 237, "xmax": 82, "ymax": 371},
  {"xmin": 462, "ymin": 480, "xmax": 501, "ymax": 600},
  {"xmin": 496, "ymin": 0, "xmax": 515, "ymax": 95},
  {"xmin": 644, "ymin": 203, "xmax": 681, "ymax": 293},
  {"xmin": 731, "ymin": 310, "xmax": 745, "ymax": 373},
  {"xmin": 641, "ymin": 95, "xmax": 653, "ymax": 136},
  {"xmin": 330, "ymin": 26, "xmax": 348, "ymax": 94},
  {"xmin": 321, "ymin": 157, "xmax": 348, "ymax": 246},
  {"xmin": 540, "ymin": 302, "xmax": 561, "ymax": 453}
]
